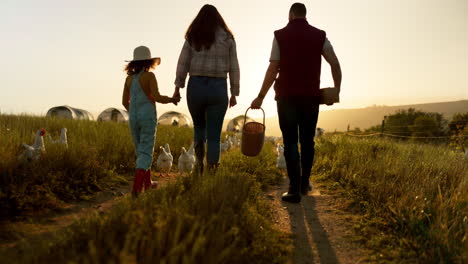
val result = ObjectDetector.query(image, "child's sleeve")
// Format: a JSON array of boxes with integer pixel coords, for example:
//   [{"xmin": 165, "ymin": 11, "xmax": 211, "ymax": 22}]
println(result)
[
  {"xmin": 149, "ymin": 73, "xmax": 173, "ymax": 104},
  {"xmin": 122, "ymin": 76, "xmax": 131, "ymax": 111}
]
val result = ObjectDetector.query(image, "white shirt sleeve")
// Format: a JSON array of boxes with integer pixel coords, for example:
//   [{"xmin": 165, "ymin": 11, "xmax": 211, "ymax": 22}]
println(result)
[
  {"xmin": 322, "ymin": 37, "xmax": 340, "ymax": 67},
  {"xmin": 269, "ymin": 37, "xmax": 280, "ymax": 61}
]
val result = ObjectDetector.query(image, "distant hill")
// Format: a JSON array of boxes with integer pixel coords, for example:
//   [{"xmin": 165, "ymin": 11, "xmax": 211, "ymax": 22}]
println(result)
[{"xmin": 263, "ymin": 100, "xmax": 468, "ymax": 136}]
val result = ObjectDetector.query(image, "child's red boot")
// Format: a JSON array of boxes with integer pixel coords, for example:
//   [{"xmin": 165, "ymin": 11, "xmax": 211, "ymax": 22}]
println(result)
[
  {"xmin": 143, "ymin": 170, "xmax": 158, "ymax": 190},
  {"xmin": 132, "ymin": 169, "xmax": 145, "ymax": 197}
]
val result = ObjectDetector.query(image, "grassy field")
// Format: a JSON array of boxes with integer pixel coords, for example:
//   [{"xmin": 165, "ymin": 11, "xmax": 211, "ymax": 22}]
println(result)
[
  {"xmin": 1, "ymin": 114, "xmax": 466, "ymax": 263},
  {"xmin": 313, "ymin": 136, "xmax": 467, "ymax": 263},
  {"xmin": 0, "ymin": 114, "xmax": 193, "ymax": 216},
  {"xmin": 1, "ymin": 153, "xmax": 290, "ymax": 263},
  {"xmin": 0, "ymin": 113, "xmax": 289, "ymax": 263}
]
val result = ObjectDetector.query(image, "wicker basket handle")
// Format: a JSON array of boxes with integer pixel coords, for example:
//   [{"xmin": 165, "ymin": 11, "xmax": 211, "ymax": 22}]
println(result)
[{"xmin": 244, "ymin": 107, "xmax": 265, "ymax": 126}]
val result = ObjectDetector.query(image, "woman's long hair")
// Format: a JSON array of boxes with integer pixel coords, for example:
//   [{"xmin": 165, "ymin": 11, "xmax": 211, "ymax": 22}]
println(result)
[{"xmin": 185, "ymin": 4, "xmax": 234, "ymax": 52}]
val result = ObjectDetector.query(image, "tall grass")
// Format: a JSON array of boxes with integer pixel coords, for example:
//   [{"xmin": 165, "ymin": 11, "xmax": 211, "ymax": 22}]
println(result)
[
  {"xmin": 0, "ymin": 144, "xmax": 290, "ymax": 264},
  {"xmin": 313, "ymin": 135, "xmax": 467, "ymax": 263},
  {"xmin": 0, "ymin": 114, "xmax": 193, "ymax": 216},
  {"xmin": 3, "ymin": 114, "xmax": 465, "ymax": 262}
]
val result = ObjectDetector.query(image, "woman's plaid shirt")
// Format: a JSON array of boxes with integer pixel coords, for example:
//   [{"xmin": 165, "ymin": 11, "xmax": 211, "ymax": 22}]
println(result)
[{"xmin": 175, "ymin": 29, "xmax": 240, "ymax": 96}]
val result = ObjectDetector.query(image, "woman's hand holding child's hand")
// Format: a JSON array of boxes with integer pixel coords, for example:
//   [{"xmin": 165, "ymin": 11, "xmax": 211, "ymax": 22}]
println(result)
[
  {"xmin": 172, "ymin": 96, "xmax": 181, "ymax": 106},
  {"xmin": 171, "ymin": 86, "xmax": 181, "ymax": 105}
]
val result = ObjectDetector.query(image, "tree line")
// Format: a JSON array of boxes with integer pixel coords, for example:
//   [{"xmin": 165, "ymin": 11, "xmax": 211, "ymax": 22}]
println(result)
[{"xmin": 349, "ymin": 108, "xmax": 467, "ymax": 149}]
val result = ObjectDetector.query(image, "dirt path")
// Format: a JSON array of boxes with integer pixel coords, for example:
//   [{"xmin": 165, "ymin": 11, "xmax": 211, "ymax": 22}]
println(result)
[
  {"xmin": 268, "ymin": 179, "xmax": 370, "ymax": 264},
  {"xmin": 2, "ymin": 172, "xmax": 370, "ymax": 263},
  {"xmin": 0, "ymin": 173, "xmax": 177, "ymax": 251}
]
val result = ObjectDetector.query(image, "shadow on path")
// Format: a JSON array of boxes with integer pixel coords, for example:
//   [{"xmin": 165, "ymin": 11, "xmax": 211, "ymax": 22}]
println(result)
[{"xmin": 279, "ymin": 188, "xmax": 340, "ymax": 264}]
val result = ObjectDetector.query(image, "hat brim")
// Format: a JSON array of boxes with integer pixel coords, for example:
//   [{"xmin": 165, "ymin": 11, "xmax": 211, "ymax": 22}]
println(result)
[{"xmin": 125, "ymin": 57, "xmax": 161, "ymax": 65}]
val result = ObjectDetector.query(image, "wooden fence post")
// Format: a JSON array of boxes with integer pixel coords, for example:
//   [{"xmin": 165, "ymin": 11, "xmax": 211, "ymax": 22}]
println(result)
[{"xmin": 381, "ymin": 116, "xmax": 386, "ymax": 137}]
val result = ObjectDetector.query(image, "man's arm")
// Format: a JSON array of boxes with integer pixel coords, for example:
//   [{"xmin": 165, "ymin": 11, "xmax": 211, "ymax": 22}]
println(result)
[
  {"xmin": 251, "ymin": 37, "xmax": 280, "ymax": 109},
  {"xmin": 322, "ymin": 41, "xmax": 342, "ymax": 92},
  {"xmin": 251, "ymin": 61, "xmax": 279, "ymax": 109}
]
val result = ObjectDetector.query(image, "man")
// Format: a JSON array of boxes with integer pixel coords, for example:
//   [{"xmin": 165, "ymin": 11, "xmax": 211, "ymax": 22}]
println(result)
[{"xmin": 251, "ymin": 3, "xmax": 342, "ymax": 203}]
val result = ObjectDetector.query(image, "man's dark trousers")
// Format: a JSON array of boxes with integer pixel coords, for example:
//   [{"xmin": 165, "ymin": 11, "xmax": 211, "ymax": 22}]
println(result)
[{"xmin": 277, "ymin": 97, "xmax": 320, "ymax": 194}]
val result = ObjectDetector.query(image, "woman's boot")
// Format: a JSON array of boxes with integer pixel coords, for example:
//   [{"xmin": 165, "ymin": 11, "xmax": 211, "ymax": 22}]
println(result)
[{"xmin": 194, "ymin": 142, "xmax": 205, "ymax": 175}]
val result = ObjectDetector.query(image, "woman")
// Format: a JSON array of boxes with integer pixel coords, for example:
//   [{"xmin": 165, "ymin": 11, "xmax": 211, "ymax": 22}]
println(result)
[
  {"xmin": 174, "ymin": 4, "xmax": 240, "ymax": 174},
  {"xmin": 122, "ymin": 46, "xmax": 179, "ymax": 196}
]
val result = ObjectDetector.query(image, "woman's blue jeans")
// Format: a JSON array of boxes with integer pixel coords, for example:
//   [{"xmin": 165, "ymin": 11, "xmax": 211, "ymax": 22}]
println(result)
[{"xmin": 187, "ymin": 76, "xmax": 228, "ymax": 164}]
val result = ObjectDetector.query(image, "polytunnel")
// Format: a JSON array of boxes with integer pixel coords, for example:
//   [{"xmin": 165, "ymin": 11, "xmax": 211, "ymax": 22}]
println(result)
[
  {"xmin": 46, "ymin": 105, "xmax": 94, "ymax": 120},
  {"xmin": 226, "ymin": 115, "xmax": 254, "ymax": 133},
  {"xmin": 97, "ymin": 108, "xmax": 129, "ymax": 122},
  {"xmin": 158, "ymin": 111, "xmax": 192, "ymax": 127}
]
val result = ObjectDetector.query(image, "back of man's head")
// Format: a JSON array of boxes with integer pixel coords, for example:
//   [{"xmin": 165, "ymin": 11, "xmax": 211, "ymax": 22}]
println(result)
[{"xmin": 290, "ymin": 3, "xmax": 307, "ymax": 18}]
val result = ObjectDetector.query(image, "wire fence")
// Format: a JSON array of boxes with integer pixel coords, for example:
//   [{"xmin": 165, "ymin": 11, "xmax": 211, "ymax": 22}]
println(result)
[{"xmin": 345, "ymin": 132, "xmax": 467, "ymax": 139}]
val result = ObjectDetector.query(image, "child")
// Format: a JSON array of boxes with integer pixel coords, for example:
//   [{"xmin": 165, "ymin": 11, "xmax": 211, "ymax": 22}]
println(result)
[{"xmin": 122, "ymin": 46, "xmax": 180, "ymax": 197}]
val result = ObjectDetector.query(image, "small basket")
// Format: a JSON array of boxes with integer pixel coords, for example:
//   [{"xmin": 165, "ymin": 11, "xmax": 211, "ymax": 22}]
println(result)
[{"xmin": 241, "ymin": 107, "xmax": 265, "ymax": 157}]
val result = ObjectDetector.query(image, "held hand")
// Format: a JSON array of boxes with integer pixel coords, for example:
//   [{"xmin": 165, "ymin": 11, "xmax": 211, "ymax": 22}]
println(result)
[
  {"xmin": 250, "ymin": 97, "xmax": 263, "ymax": 109},
  {"xmin": 172, "ymin": 96, "xmax": 181, "ymax": 106},
  {"xmin": 229, "ymin": 96, "xmax": 237, "ymax": 108},
  {"xmin": 173, "ymin": 86, "xmax": 181, "ymax": 99},
  {"xmin": 172, "ymin": 86, "xmax": 181, "ymax": 106}
]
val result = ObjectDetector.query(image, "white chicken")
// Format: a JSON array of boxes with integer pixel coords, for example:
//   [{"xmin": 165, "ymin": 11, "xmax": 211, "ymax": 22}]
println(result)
[
  {"xmin": 156, "ymin": 144, "xmax": 173, "ymax": 176},
  {"xmin": 18, "ymin": 129, "xmax": 46, "ymax": 162},
  {"xmin": 315, "ymin": 127, "xmax": 325, "ymax": 138},
  {"xmin": 276, "ymin": 144, "xmax": 286, "ymax": 170},
  {"xmin": 275, "ymin": 143, "xmax": 282, "ymax": 155},
  {"xmin": 47, "ymin": 128, "xmax": 68, "ymax": 148},
  {"xmin": 220, "ymin": 137, "xmax": 232, "ymax": 152},
  {"xmin": 164, "ymin": 143, "xmax": 173, "ymax": 160},
  {"xmin": 187, "ymin": 142, "xmax": 195, "ymax": 156},
  {"xmin": 227, "ymin": 135, "xmax": 240, "ymax": 147},
  {"xmin": 178, "ymin": 146, "xmax": 196, "ymax": 174}
]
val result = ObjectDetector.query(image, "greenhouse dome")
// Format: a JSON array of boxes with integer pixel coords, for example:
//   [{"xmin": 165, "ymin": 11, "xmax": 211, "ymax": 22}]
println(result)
[
  {"xmin": 226, "ymin": 115, "xmax": 254, "ymax": 133},
  {"xmin": 97, "ymin": 108, "xmax": 129, "ymax": 122},
  {"xmin": 46, "ymin": 105, "xmax": 94, "ymax": 120},
  {"xmin": 158, "ymin": 111, "xmax": 191, "ymax": 127}
]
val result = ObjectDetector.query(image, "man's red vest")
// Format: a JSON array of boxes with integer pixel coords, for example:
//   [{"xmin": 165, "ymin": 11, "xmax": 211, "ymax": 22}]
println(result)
[{"xmin": 274, "ymin": 19, "xmax": 326, "ymax": 99}]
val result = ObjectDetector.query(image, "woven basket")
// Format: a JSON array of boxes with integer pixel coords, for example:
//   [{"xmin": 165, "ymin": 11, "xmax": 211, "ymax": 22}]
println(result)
[{"xmin": 241, "ymin": 107, "xmax": 265, "ymax": 157}]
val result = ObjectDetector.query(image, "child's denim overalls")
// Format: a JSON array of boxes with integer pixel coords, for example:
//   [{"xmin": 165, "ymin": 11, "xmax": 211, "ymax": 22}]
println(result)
[{"xmin": 129, "ymin": 71, "xmax": 157, "ymax": 170}]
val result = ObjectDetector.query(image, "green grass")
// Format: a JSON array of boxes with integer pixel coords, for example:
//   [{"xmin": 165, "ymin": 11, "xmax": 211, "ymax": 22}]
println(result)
[
  {"xmin": 0, "ymin": 144, "xmax": 290, "ymax": 264},
  {"xmin": 1, "ymin": 114, "xmax": 466, "ymax": 263},
  {"xmin": 0, "ymin": 114, "xmax": 289, "ymax": 263},
  {"xmin": 0, "ymin": 114, "xmax": 193, "ymax": 215},
  {"xmin": 313, "ymin": 135, "xmax": 467, "ymax": 263}
]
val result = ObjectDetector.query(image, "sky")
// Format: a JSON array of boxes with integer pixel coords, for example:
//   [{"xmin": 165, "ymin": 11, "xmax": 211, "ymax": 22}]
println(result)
[{"xmin": 1, "ymin": 0, "xmax": 467, "ymax": 119}]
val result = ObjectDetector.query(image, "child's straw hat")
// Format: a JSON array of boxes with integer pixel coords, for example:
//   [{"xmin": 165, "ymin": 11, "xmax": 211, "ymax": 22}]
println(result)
[{"xmin": 126, "ymin": 46, "xmax": 161, "ymax": 64}]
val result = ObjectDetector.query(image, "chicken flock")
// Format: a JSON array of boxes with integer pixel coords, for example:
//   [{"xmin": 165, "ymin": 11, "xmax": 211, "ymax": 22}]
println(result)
[
  {"xmin": 18, "ymin": 129, "xmax": 288, "ymax": 175},
  {"xmin": 18, "ymin": 128, "xmax": 68, "ymax": 163}
]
